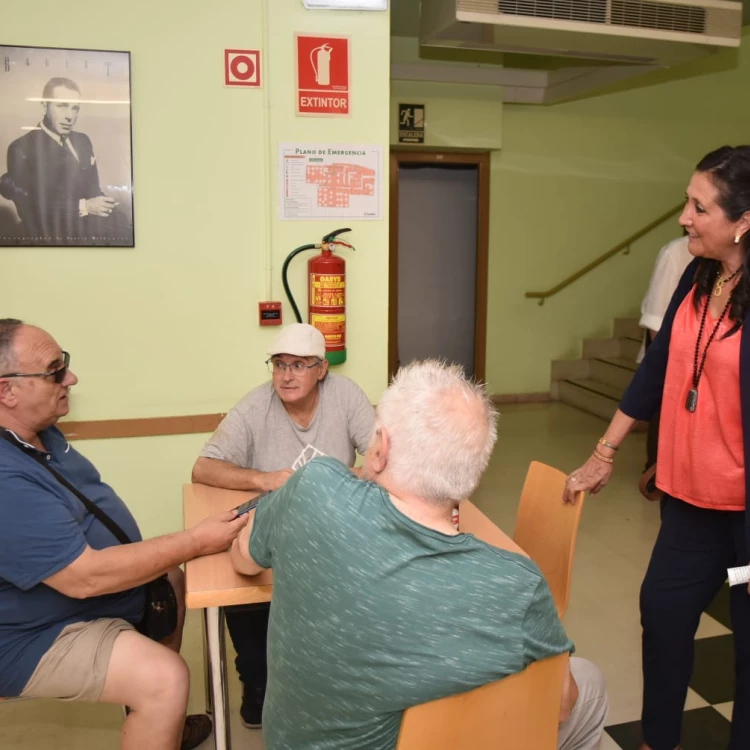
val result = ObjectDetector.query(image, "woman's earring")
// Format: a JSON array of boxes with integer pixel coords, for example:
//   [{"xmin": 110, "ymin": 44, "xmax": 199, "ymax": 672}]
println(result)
[{"xmin": 735, "ymin": 233, "xmax": 742, "ymax": 245}]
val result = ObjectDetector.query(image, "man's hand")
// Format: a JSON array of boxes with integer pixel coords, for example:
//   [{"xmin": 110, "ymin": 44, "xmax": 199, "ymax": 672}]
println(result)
[
  {"xmin": 231, "ymin": 509, "xmax": 267, "ymax": 576},
  {"xmin": 260, "ymin": 469, "xmax": 293, "ymax": 492},
  {"xmin": 86, "ymin": 195, "xmax": 116, "ymax": 217},
  {"xmin": 188, "ymin": 510, "xmax": 248, "ymax": 556}
]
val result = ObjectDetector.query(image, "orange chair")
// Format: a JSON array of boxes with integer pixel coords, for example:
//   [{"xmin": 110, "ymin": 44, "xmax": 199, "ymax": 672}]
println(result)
[
  {"xmin": 395, "ymin": 490, "xmax": 577, "ymax": 750},
  {"xmin": 513, "ymin": 461, "xmax": 585, "ymax": 617},
  {"xmin": 395, "ymin": 653, "xmax": 568, "ymax": 750}
]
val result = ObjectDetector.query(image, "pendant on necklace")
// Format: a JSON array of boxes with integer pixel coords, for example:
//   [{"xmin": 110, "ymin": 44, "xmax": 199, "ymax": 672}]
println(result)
[
  {"xmin": 685, "ymin": 388, "xmax": 698, "ymax": 412},
  {"xmin": 713, "ymin": 280, "xmax": 724, "ymax": 297}
]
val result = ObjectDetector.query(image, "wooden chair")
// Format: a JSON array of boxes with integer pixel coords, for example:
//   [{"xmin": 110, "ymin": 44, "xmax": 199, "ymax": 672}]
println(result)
[
  {"xmin": 513, "ymin": 461, "xmax": 585, "ymax": 617},
  {"xmin": 395, "ymin": 653, "xmax": 568, "ymax": 750}
]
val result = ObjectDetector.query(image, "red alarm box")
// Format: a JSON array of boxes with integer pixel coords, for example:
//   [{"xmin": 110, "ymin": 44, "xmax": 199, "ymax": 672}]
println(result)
[{"xmin": 259, "ymin": 301, "xmax": 282, "ymax": 326}]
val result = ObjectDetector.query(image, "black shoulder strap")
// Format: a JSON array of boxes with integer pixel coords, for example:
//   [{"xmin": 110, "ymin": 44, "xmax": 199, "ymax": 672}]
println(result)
[{"xmin": 0, "ymin": 429, "xmax": 132, "ymax": 545}]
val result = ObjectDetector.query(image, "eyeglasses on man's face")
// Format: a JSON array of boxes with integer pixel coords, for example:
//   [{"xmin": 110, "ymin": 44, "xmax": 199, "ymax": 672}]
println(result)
[
  {"xmin": 266, "ymin": 357, "xmax": 322, "ymax": 375},
  {"xmin": 0, "ymin": 351, "xmax": 71, "ymax": 385}
]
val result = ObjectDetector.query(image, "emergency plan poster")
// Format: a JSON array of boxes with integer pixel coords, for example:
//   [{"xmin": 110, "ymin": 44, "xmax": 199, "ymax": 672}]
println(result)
[{"xmin": 279, "ymin": 143, "xmax": 382, "ymax": 220}]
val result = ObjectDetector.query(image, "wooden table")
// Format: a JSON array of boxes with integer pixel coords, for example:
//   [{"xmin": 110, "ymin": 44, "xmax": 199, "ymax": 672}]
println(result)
[
  {"xmin": 184, "ymin": 483, "xmax": 525, "ymax": 750},
  {"xmin": 183, "ymin": 483, "xmax": 266, "ymax": 750}
]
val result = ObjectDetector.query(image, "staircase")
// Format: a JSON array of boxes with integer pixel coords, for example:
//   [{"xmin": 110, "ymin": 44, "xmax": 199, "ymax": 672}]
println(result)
[{"xmin": 551, "ymin": 318, "xmax": 643, "ymax": 421}]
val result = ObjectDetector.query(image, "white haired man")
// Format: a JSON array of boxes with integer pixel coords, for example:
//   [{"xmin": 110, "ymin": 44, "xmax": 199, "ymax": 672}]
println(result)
[{"xmin": 231, "ymin": 359, "xmax": 607, "ymax": 750}]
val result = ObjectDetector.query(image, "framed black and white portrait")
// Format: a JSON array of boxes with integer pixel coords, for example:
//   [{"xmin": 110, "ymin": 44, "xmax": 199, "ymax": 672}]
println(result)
[{"xmin": 0, "ymin": 45, "xmax": 134, "ymax": 247}]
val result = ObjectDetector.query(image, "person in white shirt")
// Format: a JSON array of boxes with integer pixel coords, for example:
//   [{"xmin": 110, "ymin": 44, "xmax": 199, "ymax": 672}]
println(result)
[{"xmin": 638, "ymin": 235, "xmax": 693, "ymax": 469}]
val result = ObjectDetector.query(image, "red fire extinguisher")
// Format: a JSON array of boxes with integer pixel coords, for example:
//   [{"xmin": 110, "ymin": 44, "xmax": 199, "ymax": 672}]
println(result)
[{"xmin": 281, "ymin": 228, "xmax": 353, "ymax": 366}]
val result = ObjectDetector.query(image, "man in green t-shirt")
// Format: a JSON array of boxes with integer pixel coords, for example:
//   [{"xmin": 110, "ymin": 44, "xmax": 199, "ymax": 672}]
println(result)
[{"xmin": 232, "ymin": 360, "xmax": 607, "ymax": 750}]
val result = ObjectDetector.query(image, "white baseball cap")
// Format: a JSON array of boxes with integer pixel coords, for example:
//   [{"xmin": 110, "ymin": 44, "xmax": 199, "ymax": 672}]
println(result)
[{"xmin": 267, "ymin": 323, "xmax": 326, "ymax": 359}]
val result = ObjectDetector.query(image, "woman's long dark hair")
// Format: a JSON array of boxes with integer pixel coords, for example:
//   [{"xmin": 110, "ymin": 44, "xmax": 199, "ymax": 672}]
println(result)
[{"xmin": 691, "ymin": 145, "xmax": 750, "ymax": 336}]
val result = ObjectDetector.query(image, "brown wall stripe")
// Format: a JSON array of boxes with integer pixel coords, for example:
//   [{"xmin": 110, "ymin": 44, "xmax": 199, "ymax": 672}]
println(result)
[
  {"xmin": 58, "ymin": 393, "xmax": 545, "ymax": 441},
  {"xmin": 59, "ymin": 413, "xmax": 226, "ymax": 441}
]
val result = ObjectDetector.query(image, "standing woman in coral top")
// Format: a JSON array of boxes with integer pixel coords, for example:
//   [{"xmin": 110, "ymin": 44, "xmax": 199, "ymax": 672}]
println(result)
[{"xmin": 564, "ymin": 145, "xmax": 750, "ymax": 750}]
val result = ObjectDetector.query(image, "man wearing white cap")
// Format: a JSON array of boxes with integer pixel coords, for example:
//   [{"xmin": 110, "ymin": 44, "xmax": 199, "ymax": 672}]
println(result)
[{"xmin": 192, "ymin": 323, "xmax": 375, "ymax": 727}]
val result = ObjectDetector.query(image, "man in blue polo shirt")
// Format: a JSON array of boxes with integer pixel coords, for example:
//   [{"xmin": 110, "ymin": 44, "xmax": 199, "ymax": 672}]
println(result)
[{"xmin": 0, "ymin": 318, "xmax": 247, "ymax": 750}]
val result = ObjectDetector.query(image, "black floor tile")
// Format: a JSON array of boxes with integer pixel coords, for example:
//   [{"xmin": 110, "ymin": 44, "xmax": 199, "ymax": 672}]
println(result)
[
  {"xmin": 605, "ymin": 719, "xmax": 643, "ymax": 750},
  {"xmin": 680, "ymin": 707, "xmax": 732, "ymax": 750},
  {"xmin": 691, "ymin": 633, "xmax": 735, "ymax": 705},
  {"xmin": 705, "ymin": 583, "xmax": 732, "ymax": 630},
  {"xmin": 605, "ymin": 707, "xmax": 731, "ymax": 750},
  {"xmin": 682, "ymin": 706, "xmax": 731, "ymax": 750}
]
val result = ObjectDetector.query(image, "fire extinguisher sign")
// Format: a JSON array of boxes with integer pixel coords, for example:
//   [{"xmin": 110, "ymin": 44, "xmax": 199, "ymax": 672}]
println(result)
[{"xmin": 296, "ymin": 35, "xmax": 350, "ymax": 117}]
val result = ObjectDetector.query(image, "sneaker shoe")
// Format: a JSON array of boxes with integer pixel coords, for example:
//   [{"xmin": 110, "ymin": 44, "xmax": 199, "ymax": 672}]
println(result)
[
  {"xmin": 181, "ymin": 714, "xmax": 212, "ymax": 750},
  {"xmin": 240, "ymin": 686, "xmax": 265, "ymax": 729}
]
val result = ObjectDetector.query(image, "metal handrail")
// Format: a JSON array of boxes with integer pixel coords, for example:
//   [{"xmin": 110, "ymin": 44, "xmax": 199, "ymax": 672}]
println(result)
[{"xmin": 525, "ymin": 203, "xmax": 683, "ymax": 305}]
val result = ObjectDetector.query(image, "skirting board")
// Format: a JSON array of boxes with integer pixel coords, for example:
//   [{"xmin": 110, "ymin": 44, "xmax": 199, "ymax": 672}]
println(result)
[{"xmin": 491, "ymin": 392, "xmax": 551, "ymax": 405}]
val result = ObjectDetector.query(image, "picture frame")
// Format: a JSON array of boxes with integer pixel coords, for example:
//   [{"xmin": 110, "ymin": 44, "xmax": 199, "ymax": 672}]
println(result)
[{"xmin": 0, "ymin": 45, "xmax": 134, "ymax": 247}]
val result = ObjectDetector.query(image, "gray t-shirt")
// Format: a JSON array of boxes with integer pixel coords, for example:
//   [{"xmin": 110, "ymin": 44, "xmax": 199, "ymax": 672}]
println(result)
[
  {"xmin": 200, "ymin": 374, "xmax": 374, "ymax": 471},
  {"xmin": 250, "ymin": 457, "xmax": 574, "ymax": 750}
]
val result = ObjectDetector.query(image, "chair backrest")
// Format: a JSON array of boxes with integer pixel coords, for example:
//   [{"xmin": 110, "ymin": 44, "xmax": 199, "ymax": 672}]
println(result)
[
  {"xmin": 513, "ymin": 461, "xmax": 584, "ymax": 617},
  {"xmin": 395, "ymin": 653, "xmax": 568, "ymax": 750}
]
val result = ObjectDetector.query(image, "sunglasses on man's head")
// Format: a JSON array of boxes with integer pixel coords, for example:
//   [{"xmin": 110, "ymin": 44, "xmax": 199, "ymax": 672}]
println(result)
[{"xmin": 0, "ymin": 351, "xmax": 70, "ymax": 384}]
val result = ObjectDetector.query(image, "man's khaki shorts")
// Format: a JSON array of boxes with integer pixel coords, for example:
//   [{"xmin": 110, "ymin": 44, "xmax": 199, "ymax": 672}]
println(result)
[{"xmin": 21, "ymin": 618, "xmax": 135, "ymax": 702}]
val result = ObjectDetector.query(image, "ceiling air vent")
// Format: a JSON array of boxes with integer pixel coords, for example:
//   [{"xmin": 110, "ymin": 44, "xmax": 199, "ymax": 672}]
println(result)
[
  {"xmin": 497, "ymin": 0, "xmax": 608, "ymax": 24},
  {"xmin": 610, "ymin": 0, "xmax": 706, "ymax": 34},
  {"xmin": 422, "ymin": 0, "xmax": 742, "ymax": 67}
]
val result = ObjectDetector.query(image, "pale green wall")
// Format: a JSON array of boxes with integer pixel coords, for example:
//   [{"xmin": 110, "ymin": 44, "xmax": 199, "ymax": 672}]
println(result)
[
  {"xmin": 390, "ymin": 80, "xmax": 502, "ymax": 149},
  {"xmin": 489, "ymin": 33, "xmax": 750, "ymax": 394},
  {"xmin": 390, "ymin": 38, "xmax": 502, "ymax": 149},
  {"xmin": 2, "ymin": 0, "xmax": 391, "ymax": 537},
  {"xmin": 391, "ymin": 31, "xmax": 750, "ymax": 394}
]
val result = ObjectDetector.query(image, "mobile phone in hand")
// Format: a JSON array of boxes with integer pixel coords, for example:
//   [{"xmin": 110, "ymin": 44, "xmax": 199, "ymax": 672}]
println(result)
[{"xmin": 233, "ymin": 492, "xmax": 269, "ymax": 516}]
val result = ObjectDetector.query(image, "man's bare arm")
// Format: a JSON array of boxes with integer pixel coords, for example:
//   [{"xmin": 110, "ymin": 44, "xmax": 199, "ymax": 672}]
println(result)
[
  {"xmin": 192, "ymin": 456, "xmax": 292, "ymax": 492},
  {"xmin": 45, "ymin": 511, "xmax": 247, "ymax": 599}
]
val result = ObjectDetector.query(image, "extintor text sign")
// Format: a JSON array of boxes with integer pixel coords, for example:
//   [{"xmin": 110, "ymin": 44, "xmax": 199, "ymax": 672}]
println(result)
[{"xmin": 296, "ymin": 35, "xmax": 350, "ymax": 116}]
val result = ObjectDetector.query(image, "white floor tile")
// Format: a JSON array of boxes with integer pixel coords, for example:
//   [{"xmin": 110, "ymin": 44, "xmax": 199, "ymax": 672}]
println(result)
[
  {"xmin": 683, "ymin": 687, "xmax": 709, "ymax": 711},
  {"xmin": 695, "ymin": 612, "xmax": 731, "ymax": 639},
  {"xmin": 713, "ymin": 701, "xmax": 733, "ymax": 721}
]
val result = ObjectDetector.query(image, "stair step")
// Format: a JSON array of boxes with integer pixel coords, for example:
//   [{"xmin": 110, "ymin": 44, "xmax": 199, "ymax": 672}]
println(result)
[
  {"xmin": 565, "ymin": 378, "xmax": 624, "ymax": 400},
  {"xmin": 582, "ymin": 337, "xmax": 642, "ymax": 362},
  {"xmin": 558, "ymin": 378, "xmax": 623, "ymax": 421},
  {"xmin": 597, "ymin": 356, "xmax": 637, "ymax": 370},
  {"xmin": 582, "ymin": 338, "xmax": 621, "ymax": 359},
  {"xmin": 551, "ymin": 359, "xmax": 591, "ymax": 383},
  {"xmin": 613, "ymin": 317, "xmax": 643, "ymax": 340},
  {"xmin": 618, "ymin": 337, "xmax": 642, "ymax": 361},
  {"xmin": 590, "ymin": 358, "xmax": 637, "ymax": 390}
]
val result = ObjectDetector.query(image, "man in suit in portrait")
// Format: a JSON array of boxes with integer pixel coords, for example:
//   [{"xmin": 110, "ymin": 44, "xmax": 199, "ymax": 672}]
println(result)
[{"xmin": 0, "ymin": 77, "xmax": 129, "ymax": 245}]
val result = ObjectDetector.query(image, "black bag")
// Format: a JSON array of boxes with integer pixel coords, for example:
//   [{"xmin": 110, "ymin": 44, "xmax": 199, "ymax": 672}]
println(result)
[
  {"xmin": 0, "ymin": 430, "xmax": 178, "ymax": 641},
  {"xmin": 140, "ymin": 573, "xmax": 179, "ymax": 642}
]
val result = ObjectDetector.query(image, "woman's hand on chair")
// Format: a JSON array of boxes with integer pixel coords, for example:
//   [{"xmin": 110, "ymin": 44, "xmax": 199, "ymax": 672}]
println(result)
[{"xmin": 563, "ymin": 454, "xmax": 614, "ymax": 504}]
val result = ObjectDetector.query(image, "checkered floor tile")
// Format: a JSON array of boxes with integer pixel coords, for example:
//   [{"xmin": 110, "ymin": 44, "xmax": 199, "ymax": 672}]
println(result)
[{"xmin": 604, "ymin": 584, "xmax": 734, "ymax": 749}]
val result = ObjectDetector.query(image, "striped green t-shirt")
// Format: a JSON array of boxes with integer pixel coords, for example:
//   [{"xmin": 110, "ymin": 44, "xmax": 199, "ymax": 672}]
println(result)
[{"xmin": 250, "ymin": 457, "xmax": 573, "ymax": 750}]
